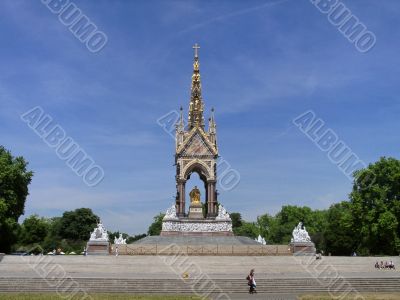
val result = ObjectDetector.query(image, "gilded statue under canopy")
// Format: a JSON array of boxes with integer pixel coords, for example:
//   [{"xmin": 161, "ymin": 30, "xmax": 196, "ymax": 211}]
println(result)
[{"xmin": 189, "ymin": 186, "xmax": 201, "ymax": 204}]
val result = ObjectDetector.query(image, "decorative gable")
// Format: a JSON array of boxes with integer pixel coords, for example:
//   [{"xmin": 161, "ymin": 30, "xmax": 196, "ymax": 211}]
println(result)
[
  {"xmin": 177, "ymin": 128, "xmax": 217, "ymax": 157},
  {"xmin": 183, "ymin": 133, "xmax": 212, "ymax": 156}
]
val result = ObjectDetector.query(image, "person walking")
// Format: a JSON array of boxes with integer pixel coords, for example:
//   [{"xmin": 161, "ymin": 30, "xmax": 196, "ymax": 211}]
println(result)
[{"xmin": 246, "ymin": 269, "xmax": 257, "ymax": 294}]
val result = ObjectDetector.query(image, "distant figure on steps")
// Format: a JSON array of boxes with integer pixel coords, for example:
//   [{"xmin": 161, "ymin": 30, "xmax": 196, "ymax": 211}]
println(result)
[{"xmin": 246, "ymin": 269, "xmax": 257, "ymax": 294}]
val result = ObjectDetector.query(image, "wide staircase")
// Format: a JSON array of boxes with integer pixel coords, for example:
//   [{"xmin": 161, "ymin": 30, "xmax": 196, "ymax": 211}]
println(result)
[{"xmin": 0, "ymin": 277, "xmax": 399, "ymax": 295}]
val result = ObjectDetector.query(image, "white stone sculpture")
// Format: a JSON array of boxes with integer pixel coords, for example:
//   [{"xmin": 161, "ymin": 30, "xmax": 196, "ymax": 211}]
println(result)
[
  {"xmin": 255, "ymin": 235, "xmax": 266, "ymax": 245},
  {"xmin": 163, "ymin": 204, "xmax": 179, "ymax": 220},
  {"xmin": 215, "ymin": 205, "xmax": 231, "ymax": 221},
  {"xmin": 89, "ymin": 221, "xmax": 109, "ymax": 242},
  {"xmin": 291, "ymin": 222, "xmax": 311, "ymax": 243},
  {"xmin": 114, "ymin": 233, "xmax": 126, "ymax": 245},
  {"xmin": 162, "ymin": 221, "xmax": 232, "ymax": 232}
]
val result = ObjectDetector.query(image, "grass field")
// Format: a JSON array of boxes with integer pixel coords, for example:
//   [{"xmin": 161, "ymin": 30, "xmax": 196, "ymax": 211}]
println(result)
[{"xmin": 0, "ymin": 294, "xmax": 202, "ymax": 300}]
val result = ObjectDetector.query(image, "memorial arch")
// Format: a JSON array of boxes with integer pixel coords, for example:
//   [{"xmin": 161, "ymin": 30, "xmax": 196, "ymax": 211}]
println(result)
[{"xmin": 176, "ymin": 159, "xmax": 217, "ymax": 218}]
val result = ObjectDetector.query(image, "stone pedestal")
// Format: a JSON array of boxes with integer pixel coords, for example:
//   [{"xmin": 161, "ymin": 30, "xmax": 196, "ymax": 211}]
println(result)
[
  {"xmin": 290, "ymin": 242, "xmax": 316, "ymax": 256},
  {"xmin": 161, "ymin": 204, "xmax": 233, "ymax": 236},
  {"xmin": 161, "ymin": 218, "xmax": 233, "ymax": 236},
  {"xmin": 86, "ymin": 240, "xmax": 110, "ymax": 255},
  {"xmin": 188, "ymin": 203, "xmax": 203, "ymax": 219}
]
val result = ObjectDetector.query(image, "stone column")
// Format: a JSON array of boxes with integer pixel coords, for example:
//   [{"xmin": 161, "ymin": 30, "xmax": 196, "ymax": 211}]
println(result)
[
  {"xmin": 206, "ymin": 180, "xmax": 217, "ymax": 217},
  {"xmin": 204, "ymin": 182, "xmax": 209, "ymax": 216},
  {"xmin": 177, "ymin": 180, "xmax": 186, "ymax": 217},
  {"xmin": 206, "ymin": 182, "xmax": 211, "ymax": 217},
  {"xmin": 182, "ymin": 183, "xmax": 186, "ymax": 216},
  {"xmin": 211, "ymin": 182, "xmax": 215, "ymax": 216}
]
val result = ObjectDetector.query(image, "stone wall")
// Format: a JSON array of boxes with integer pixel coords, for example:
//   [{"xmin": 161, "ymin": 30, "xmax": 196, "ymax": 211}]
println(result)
[{"xmin": 111, "ymin": 244, "xmax": 291, "ymax": 256}]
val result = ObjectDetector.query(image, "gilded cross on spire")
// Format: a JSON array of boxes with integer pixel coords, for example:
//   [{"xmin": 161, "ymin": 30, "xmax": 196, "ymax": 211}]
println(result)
[{"xmin": 193, "ymin": 43, "xmax": 200, "ymax": 58}]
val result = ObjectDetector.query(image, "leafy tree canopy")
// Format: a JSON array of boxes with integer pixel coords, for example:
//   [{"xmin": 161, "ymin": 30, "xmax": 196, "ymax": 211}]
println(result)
[
  {"xmin": 147, "ymin": 213, "xmax": 165, "ymax": 236},
  {"xmin": 20, "ymin": 214, "xmax": 50, "ymax": 245},
  {"xmin": 0, "ymin": 146, "xmax": 33, "ymax": 253},
  {"xmin": 58, "ymin": 208, "xmax": 99, "ymax": 241},
  {"xmin": 350, "ymin": 157, "xmax": 400, "ymax": 255},
  {"xmin": 230, "ymin": 212, "xmax": 243, "ymax": 229}
]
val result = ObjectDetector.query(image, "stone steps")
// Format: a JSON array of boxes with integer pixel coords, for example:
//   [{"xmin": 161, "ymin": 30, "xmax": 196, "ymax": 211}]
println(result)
[{"xmin": 1, "ymin": 277, "xmax": 399, "ymax": 294}]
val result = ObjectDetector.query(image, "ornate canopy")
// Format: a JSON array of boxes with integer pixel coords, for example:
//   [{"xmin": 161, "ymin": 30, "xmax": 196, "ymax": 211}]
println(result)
[{"xmin": 174, "ymin": 44, "xmax": 219, "ymax": 218}]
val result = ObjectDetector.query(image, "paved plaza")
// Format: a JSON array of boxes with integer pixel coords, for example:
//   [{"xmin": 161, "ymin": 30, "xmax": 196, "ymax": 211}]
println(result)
[
  {"xmin": 1, "ymin": 255, "xmax": 399, "ymax": 297},
  {"xmin": 1, "ymin": 255, "xmax": 399, "ymax": 279}
]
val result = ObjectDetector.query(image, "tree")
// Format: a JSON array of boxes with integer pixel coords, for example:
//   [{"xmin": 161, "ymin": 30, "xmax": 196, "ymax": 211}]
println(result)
[
  {"xmin": 0, "ymin": 146, "xmax": 33, "ymax": 253},
  {"xmin": 147, "ymin": 213, "xmax": 165, "ymax": 236},
  {"xmin": 261, "ymin": 205, "xmax": 327, "ymax": 252},
  {"xmin": 127, "ymin": 233, "xmax": 146, "ymax": 243},
  {"xmin": 256, "ymin": 213, "xmax": 275, "ymax": 243},
  {"xmin": 41, "ymin": 217, "xmax": 62, "ymax": 252},
  {"xmin": 20, "ymin": 215, "xmax": 50, "ymax": 245},
  {"xmin": 39, "ymin": 209, "xmax": 99, "ymax": 253},
  {"xmin": 230, "ymin": 212, "xmax": 243, "ymax": 229},
  {"xmin": 324, "ymin": 201, "xmax": 356, "ymax": 255},
  {"xmin": 269, "ymin": 205, "xmax": 314, "ymax": 244},
  {"xmin": 57, "ymin": 208, "xmax": 99, "ymax": 241},
  {"xmin": 309, "ymin": 209, "xmax": 328, "ymax": 252},
  {"xmin": 108, "ymin": 231, "xmax": 122, "ymax": 243},
  {"xmin": 350, "ymin": 157, "xmax": 400, "ymax": 255},
  {"xmin": 230, "ymin": 212, "xmax": 259, "ymax": 238},
  {"xmin": 233, "ymin": 221, "xmax": 258, "ymax": 238}
]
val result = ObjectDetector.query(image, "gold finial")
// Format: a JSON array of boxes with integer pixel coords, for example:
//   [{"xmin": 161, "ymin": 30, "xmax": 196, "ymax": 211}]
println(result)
[{"xmin": 193, "ymin": 43, "xmax": 200, "ymax": 58}]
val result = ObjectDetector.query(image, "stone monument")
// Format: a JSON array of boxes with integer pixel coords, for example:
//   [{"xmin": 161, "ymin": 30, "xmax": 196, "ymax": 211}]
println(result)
[
  {"xmin": 290, "ymin": 222, "xmax": 316, "ymax": 255},
  {"xmin": 126, "ymin": 46, "xmax": 289, "ymax": 253},
  {"xmin": 160, "ymin": 44, "xmax": 233, "ymax": 236},
  {"xmin": 255, "ymin": 235, "xmax": 266, "ymax": 245},
  {"xmin": 86, "ymin": 221, "xmax": 111, "ymax": 255},
  {"xmin": 114, "ymin": 233, "xmax": 127, "ymax": 245}
]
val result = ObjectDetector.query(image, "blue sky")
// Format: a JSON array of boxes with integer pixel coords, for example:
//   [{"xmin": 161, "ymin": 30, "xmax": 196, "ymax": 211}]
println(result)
[{"xmin": 1, "ymin": 0, "xmax": 399, "ymax": 234}]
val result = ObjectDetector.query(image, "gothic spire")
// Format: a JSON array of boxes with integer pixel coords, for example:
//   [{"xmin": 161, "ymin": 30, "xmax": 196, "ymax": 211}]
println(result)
[
  {"xmin": 208, "ymin": 107, "xmax": 217, "ymax": 145},
  {"xmin": 209, "ymin": 107, "xmax": 216, "ymax": 131},
  {"xmin": 175, "ymin": 106, "xmax": 185, "ymax": 148},
  {"xmin": 188, "ymin": 43, "xmax": 205, "ymax": 130},
  {"xmin": 178, "ymin": 106, "xmax": 184, "ymax": 129}
]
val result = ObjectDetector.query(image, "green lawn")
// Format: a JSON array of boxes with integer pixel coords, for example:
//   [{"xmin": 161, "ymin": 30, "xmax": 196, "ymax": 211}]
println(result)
[{"xmin": 0, "ymin": 294, "xmax": 203, "ymax": 300}]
